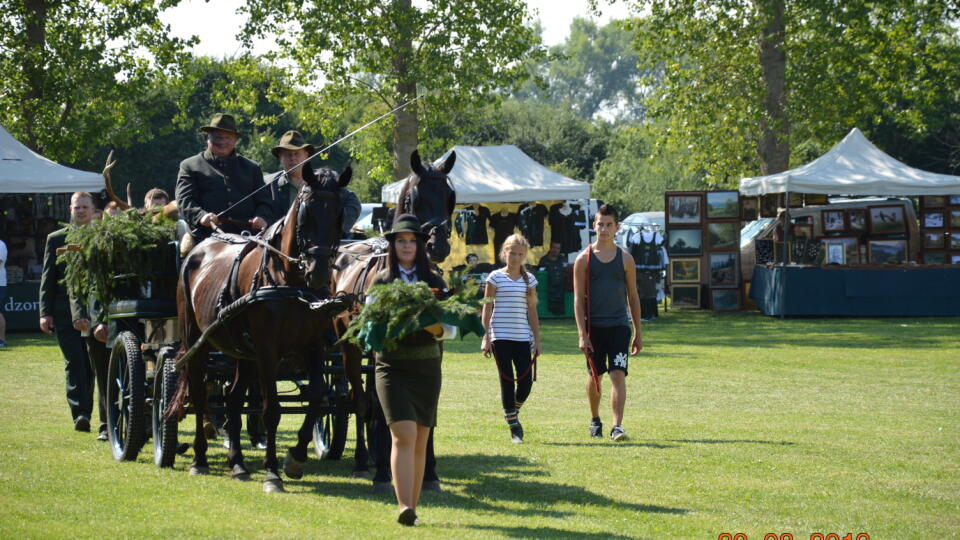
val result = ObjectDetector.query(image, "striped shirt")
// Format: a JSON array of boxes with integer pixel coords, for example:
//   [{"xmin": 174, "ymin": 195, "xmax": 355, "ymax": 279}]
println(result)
[{"xmin": 486, "ymin": 269, "xmax": 538, "ymax": 342}]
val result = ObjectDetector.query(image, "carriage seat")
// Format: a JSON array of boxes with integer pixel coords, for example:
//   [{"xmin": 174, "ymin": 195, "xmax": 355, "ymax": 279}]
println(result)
[{"xmin": 108, "ymin": 298, "xmax": 178, "ymax": 320}]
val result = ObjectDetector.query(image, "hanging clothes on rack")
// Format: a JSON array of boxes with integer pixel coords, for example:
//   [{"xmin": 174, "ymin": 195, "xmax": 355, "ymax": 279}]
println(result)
[
  {"xmin": 549, "ymin": 202, "xmax": 582, "ymax": 255},
  {"xmin": 518, "ymin": 203, "xmax": 548, "ymax": 247},
  {"xmin": 455, "ymin": 205, "xmax": 491, "ymax": 245},
  {"xmin": 629, "ymin": 227, "xmax": 666, "ymax": 321},
  {"xmin": 489, "ymin": 208, "xmax": 518, "ymax": 263}
]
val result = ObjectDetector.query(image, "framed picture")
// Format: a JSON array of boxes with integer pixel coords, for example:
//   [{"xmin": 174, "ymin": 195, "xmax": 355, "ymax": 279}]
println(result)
[
  {"xmin": 793, "ymin": 223, "xmax": 813, "ymax": 238},
  {"xmin": 923, "ymin": 251, "xmax": 946, "ymax": 265},
  {"xmin": 949, "ymin": 208, "xmax": 960, "ymax": 228},
  {"xmin": 923, "ymin": 211, "xmax": 944, "ymax": 228},
  {"xmin": 952, "ymin": 254, "xmax": 960, "ymax": 265},
  {"xmin": 950, "ymin": 195, "xmax": 960, "ymax": 205},
  {"xmin": 708, "ymin": 252, "xmax": 739, "ymax": 287},
  {"xmin": 825, "ymin": 241, "xmax": 846, "ymax": 264},
  {"xmin": 666, "ymin": 193, "xmax": 702, "ymax": 224},
  {"xmin": 868, "ymin": 205, "xmax": 907, "ymax": 234},
  {"xmin": 921, "ymin": 195, "xmax": 946, "ymax": 208},
  {"xmin": 805, "ymin": 193, "xmax": 829, "ymax": 205},
  {"xmin": 951, "ymin": 233, "xmax": 960, "ymax": 249},
  {"xmin": 846, "ymin": 209, "xmax": 867, "ymax": 232},
  {"xmin": 924, "ymin": 231, "xmax": 945, "ymax": 249},
  {"xmin": 706, "ymin": 191, "xmax": 739, "ymax": 219},
  {"xmin": 821, "ymin": 236, "xmax": 859, "ymax": 264},
  {"xmin": 671, "ymin": 285, "xmax": 701, "ymax": 309},
  {"xmin": 787, "ymin": 193, "xmax": 803, "ymax": 208},
  {"xmin": 670, "ymin": 259, "xmax": 700, "ymax": 283},
  {"xmin": 711, "ymin": 288, "xmax": 741, "ymax": 311},
  {"xmin": 868, "ymin": 239, "xmax": 908, "ymax": 264},
  {"xmin": 706, "ymin": 222, "xmax": 739, "ymax": 249},
  {"xmin": 740, "ymin": 197, "xmax": 759, "ymax": 221},
  {"xmin": 822, "ymin": 209, "xmax": 845, "ymax": 232},
  {"xmin": 667, "ymin": 228, "xmax": 702, "ymax": 256},
  {"xmin": 760, "ymin": 194, "xmax": 782, "ymax": 218}
]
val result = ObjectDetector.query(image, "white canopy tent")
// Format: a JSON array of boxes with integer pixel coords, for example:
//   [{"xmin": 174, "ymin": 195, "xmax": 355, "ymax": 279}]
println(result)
[
  {"xmin": 739, "ymin": 128, "xmax": 960, "ymax": 196},
  {"xmin": 381, "ymin": 144, "xmax": 591, "ymax": 204},
  {"xmin": 0, "ymin": 125, "xmax": 102, "ymax": 193}
]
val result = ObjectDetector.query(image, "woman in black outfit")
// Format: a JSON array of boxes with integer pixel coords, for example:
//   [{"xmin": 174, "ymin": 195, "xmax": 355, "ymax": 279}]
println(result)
[{"xmin": 368, "ymin": 214, "xmax": 447, "ymax": 526}]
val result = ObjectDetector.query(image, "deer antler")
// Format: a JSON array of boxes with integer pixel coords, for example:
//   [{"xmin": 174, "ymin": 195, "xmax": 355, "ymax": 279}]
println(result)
[{"xmin": 102, "ymin": 150, "xmax": 131, "ymax": 210}]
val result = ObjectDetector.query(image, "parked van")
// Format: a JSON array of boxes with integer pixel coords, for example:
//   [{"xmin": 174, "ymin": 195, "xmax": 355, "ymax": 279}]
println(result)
[{"xmin": 740, "ymin": 197, "xmax": 920, "ymax": 282}]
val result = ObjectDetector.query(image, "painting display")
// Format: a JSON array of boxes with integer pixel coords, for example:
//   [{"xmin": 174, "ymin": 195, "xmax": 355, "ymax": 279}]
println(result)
[
  {"xmin": 805, "ymin": 194, "xmax": 828, "ymax": 205},
  {"xmin": 741, "ymin": 197, "xmax": 759, "ymax": 221},
  {"xmin": 670, "ymin": 259, "xmax": 700, "ymax": 283},
  {"xmin": 668, "ymin": 228, "xmax": 702, "ymax": 256},
  {"xmin": 707, "ymin": 222, "xmax": 739, "ymax": 249},
  {"xmin": 950, "ymin": 195, "xmax": 960, "ymax": 205},
  {"xmin": 667, "ymin": 193, "xmax": 702, "ymax": 224},
  {"xmin": 846, "ymin": 209, "xmax": 867, "ymax": 232},
  {"xmin": 821, "ymin": 237, "xmax": 860, "ymax": 264},
  {"xmin": 711, "ymin": 289, "xmax": 740, "ymax": 311},
  {"xmin": 706, "ymin": 191, "xmax": 739, "ymax": 219},
  {"xmin": 822, "ymin": 209, "xmax": 845, "ymax": 232},
  {"xmin": 951, "ymin": 233, "xmax": 960, "ymax": 249},
  {"xmin": 759, "ymin": 194, "xmax": 781, "ymax": 218},
  {"xmin": 793, "ymin": 223, "xmax": 813, "ymax": 238},
  {"xmin": 825, "ymin": 241, "xmax": 846, "ymax": 264},
  {"xmin": 708, "ymin": 252, "xmax": 738, "ymax": 287},
  {"xmin": 921, "ymin": 195, "xmax": 946, "ymax": 208},
  {"xmin": 671, "ymin": 285, "xmax": 701, "ymax": 309},
  {"xmin": 923, "ymin": 211, "xmax": 944, "ymax": 228},
  {"xmin": 868, "ymin": 205, "xmax": 907, "ymax": 234},
  {"xmin": 923, "ymin": 251, "xmax": 946, "ymax": 265},
  {"xmin": 950, "ymin": 208, "xmax": 960, "ymax": 228},
  {"xmin": 952, "ymin": 254, "xmax": 960, "ymax": 264},
  {"xmin": 868, "ymin": 239, "xmax": 908, "ymax": 264},
  {"xmin": 924, "ymin": 231, "xmax": 945, "ymax": 249}
]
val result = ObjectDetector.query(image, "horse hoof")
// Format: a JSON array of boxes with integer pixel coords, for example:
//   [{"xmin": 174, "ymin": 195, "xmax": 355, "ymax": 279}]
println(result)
[
  {"xmin": 283, "ymin": 449, "xmax": 305, "ymax": 480},
  {"xmin": 422, "ymin": 480, "xmax": 442, "ymax": 493},
  {"xmin": 189, "ymin": 465, "xmax": 209, "ymax": 476},
  {"xmin": 372, "ymin": 481, "xmax": 392, "ymax": 494},
  {"xmin": 351, "ymin": 469, "xmax": 371, "ymax": 479},
  {"xmin": 263, "ymin": 472, "xmax": 285, "ymax": 493},
  {"xmin": 203, "ymin": 421, "xmax": 217, "ymax": 440},
  {"xmin": 230, "ymin": 464, "xmax": 250, "ymax": 481}
]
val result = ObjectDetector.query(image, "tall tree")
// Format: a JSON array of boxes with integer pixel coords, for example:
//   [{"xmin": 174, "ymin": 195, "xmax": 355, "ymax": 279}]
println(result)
[
  {"xmin": 624, "ymin": 0, "xmax": 960, "ymax": 184},
  {"xmin": 0, "ymin": 0, "xmax": 193, "ymax": 164},
  {"xmin": 242, "ymin": 0, "xmax": 544, "ymax": 181}
]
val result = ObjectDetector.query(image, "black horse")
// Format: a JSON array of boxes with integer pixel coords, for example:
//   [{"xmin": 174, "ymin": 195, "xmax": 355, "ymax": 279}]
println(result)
[{"xmin": 167, "ymin": 167, "xmax": 352, "ymax": 493}]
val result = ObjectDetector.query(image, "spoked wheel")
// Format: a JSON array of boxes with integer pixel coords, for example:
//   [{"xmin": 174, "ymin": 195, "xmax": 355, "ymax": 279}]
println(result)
[
  {"xmin": 107, "ymin": 331, "xmax": 146, "ymax": 461},
  {"xmin": 313, "ymin": 403, "xmax": 349, "ymax": 460},
  {"xmin": 153, "ymin": 352, "xmax": 180, "ymax": 468}
]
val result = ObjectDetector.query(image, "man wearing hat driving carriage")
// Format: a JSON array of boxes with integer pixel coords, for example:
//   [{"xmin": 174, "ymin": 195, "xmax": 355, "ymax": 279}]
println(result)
[
  {"xmin": 176, "ymin": 113, "xmax": 274, "ymax": 249},
  {"xmin": 265, "ymin": 130, "xmax": 362, "ymax": 233}
]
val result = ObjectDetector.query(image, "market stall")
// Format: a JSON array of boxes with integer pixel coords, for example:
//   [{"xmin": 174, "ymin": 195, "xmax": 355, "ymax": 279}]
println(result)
[
  {"xmin": 739, "ymin": 128, "xmax": 960, "ymax": 316},
  {"xmin": 382, "ymin": 145, "xmax": 593, "ymax": 318},
  {"xmin": 1, "ymin": 125, "xmax": 103, "ymax": 330}
]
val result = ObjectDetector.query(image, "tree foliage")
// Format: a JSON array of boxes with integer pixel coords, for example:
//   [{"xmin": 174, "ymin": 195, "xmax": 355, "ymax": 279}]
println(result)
[
  {"xmin": 241, "ymin": 0, "xmax": 544, "ymax": 181},
  {"xmin": 0, "ymin": 0, "xmax": 193, "ymax": 164},
  {"xmin": 624, "ymin": 0, "xmax": 960, "ymax": 185}
]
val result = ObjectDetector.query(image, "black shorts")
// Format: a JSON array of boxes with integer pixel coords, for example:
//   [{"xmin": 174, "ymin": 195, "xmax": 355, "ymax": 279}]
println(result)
[{"xmin": 587, "ymin": 325, "xmax": 630, "ymax": 376}]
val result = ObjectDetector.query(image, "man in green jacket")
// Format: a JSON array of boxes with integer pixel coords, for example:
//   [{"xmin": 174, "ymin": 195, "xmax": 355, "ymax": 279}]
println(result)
[
  {"xmin": 175, "ymin": 113, "xmax": 273, "ymax": 244},
  {"xmin": 39, "ymin": 191, "xmax": 95, "ymax": 432},
  {"xmin": 70, "ymin": 290, "xmax": 109, "ymax": 441}
]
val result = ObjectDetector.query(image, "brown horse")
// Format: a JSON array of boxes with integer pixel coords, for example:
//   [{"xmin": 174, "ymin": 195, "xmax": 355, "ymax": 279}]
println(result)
[
  {"xmin": 167, "ymin": 166, "xmax": 352, "ymax": 492},
  {"xmin": 287, "ymin": 149, "xmax": 456, "ymax": 487}
]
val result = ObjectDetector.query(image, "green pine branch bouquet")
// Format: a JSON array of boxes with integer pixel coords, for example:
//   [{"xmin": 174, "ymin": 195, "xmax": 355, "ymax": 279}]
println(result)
[
  {"xmin": 62, "ymin": 208, "xmax": 176, "ymax": 308},
  {"xmin": 340, "ymin": 268, "xmax": 487, "ymax": 353}
]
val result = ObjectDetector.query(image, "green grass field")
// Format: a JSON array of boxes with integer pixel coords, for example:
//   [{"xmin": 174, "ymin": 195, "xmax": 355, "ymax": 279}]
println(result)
[{"xmin": 1, "ymin": 312, "xmax": 958, "ymax": 539}]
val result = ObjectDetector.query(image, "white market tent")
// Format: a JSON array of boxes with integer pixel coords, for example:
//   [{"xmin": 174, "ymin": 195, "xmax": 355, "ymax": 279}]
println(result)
[
  {"xmin": 381, "ymin": 144, "xmax": 591, "ymax": 204},
  {"xmin": 739, "ymin": 127, "xmax": 960, "ymax": 196},
  {"xmin": 0, "ymin": 124, "xmax": 102, "ymax": 193}
]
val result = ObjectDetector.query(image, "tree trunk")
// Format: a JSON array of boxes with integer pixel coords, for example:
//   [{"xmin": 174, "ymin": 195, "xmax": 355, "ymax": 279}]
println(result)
[
  {"xmin": 22, "ymin": 0, "xmax": 47, "ymax": 152},
  {"xmin": 756, "ymin": 0, "xmax": 789, "ymax": 175},
  {"xmin": 391, "ymin": 0, "xmax": 418, "ymax": 181}
]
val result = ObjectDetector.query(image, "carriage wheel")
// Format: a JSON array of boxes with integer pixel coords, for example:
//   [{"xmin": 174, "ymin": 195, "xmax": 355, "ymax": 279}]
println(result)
[
  {"xmin": 313, "ymin": 400, "xmax": 349, "ymax": 460},
  {"xmin": 107, "ymin": 331, "xmax": 146, "ymax": 461},
  {"xmin": 152, "ymin": 350, "xmax": 180, "ymax": 468}
]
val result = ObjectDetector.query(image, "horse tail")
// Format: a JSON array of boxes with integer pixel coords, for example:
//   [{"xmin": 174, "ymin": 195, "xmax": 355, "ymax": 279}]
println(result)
[{"xmin": 163, "ymin": 351, "xmax": 190, "ymax": 422}]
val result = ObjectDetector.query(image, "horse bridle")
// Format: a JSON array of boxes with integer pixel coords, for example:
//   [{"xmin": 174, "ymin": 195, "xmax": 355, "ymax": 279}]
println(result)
[{"xmin": 294, "ymin": 187, "xmax": 341, "ymax": 272}]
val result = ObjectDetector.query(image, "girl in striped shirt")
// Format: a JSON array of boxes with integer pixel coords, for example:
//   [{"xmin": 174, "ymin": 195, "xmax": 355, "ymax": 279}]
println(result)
[{"xmin": 481, "ymin": 233, "xmax": 542, "ymax": 443}]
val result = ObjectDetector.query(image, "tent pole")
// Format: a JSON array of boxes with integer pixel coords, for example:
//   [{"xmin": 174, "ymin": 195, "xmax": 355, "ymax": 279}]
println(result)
[{"xmin": 779, "ymin": 188, "xmax": 791, "ymax": 319}]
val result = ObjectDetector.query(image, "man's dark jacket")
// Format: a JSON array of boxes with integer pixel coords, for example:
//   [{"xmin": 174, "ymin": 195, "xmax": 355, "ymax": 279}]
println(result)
[
  {"xmin": 176, "ymin": 149, "xmax": 273, "ymax": 234},
  {"xmin": 39, "ymin": 228, "xmax": 71, "ymax": 317}
]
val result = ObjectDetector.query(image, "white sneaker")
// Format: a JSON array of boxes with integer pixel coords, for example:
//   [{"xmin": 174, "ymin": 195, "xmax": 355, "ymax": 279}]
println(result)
[{"xmin": 610, "ymin": 426, "xmax": 627, "ymax": 441}]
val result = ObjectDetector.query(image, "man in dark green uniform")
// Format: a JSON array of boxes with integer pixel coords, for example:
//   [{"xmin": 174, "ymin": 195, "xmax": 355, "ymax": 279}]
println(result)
[
  {"xmin": 70, "ymin": 290, "xmax": 110, "ymax": 441},
  {"xmin": 176, "ymin": 113, "xmax": 273, "ymax": 244},
  {"xmin": 39, "ymin": 191, "xmax": 95, "ymax": 432}
]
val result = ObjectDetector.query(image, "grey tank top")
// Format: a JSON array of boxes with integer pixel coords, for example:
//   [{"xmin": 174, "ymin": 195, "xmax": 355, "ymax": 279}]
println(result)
[{"xmin": 588, "ymin": 246, "xmax": 630, "ymax": 327}]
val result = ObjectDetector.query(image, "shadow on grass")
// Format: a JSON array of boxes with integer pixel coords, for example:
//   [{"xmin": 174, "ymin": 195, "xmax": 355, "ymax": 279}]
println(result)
[
  {"xmin": 303, "ymin": 453, "xmax": 689, "ymax": 520},
  {"xmin": 458, "ymin": 524, "xmax": 649, "ymax": 539},
  {"xmin": 540, "ymin": 441, "xmax": 678, "ymax": 449},
  {"xmin": 665, "ymin": 438, "xmax": 795, "ymax": 446}
]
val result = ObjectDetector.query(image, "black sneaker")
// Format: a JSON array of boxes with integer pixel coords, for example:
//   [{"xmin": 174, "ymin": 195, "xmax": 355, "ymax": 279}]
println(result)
[
  {"xmin": 589, "ymin": 419, "xmax": 603, "ymax": 438},
  {"xmin": 510, "ymin": 423, "xmax": 524, "ymax": 444}
]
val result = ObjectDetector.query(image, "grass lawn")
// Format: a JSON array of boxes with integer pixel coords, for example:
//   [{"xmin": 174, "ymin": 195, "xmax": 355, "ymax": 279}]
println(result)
[{"xmin": 1, "ymin": 311, "xmax": 958, "ymax": 539}]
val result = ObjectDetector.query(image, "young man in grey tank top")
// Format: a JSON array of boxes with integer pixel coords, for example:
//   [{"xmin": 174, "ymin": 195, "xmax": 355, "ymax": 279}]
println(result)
[{"xmin": 573, "ymin": 204, "xmax": 643, "ymax": 441}]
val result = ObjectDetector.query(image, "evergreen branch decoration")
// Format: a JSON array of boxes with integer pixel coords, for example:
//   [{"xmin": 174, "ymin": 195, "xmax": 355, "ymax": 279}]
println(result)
[
  {"xmin": 340, "ymin": 268, "xmax": 487, "ymax": 353},
  {"xmin": 62, "ymin": 209, "xmax": 176, "ymax": 309}
]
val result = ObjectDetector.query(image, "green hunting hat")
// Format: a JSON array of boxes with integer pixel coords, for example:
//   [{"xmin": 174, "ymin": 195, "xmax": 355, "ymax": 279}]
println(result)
[
  {"xmin": 199, "ymin": 113, "xmax": 241, "ymax": 136},
  {"xmin": 385, "ymin": 213, "xmax": 427, "ymax": 241},
  {"xmin": 271, "ymin": 130, "xmax": 316, "ymax": 158}
]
